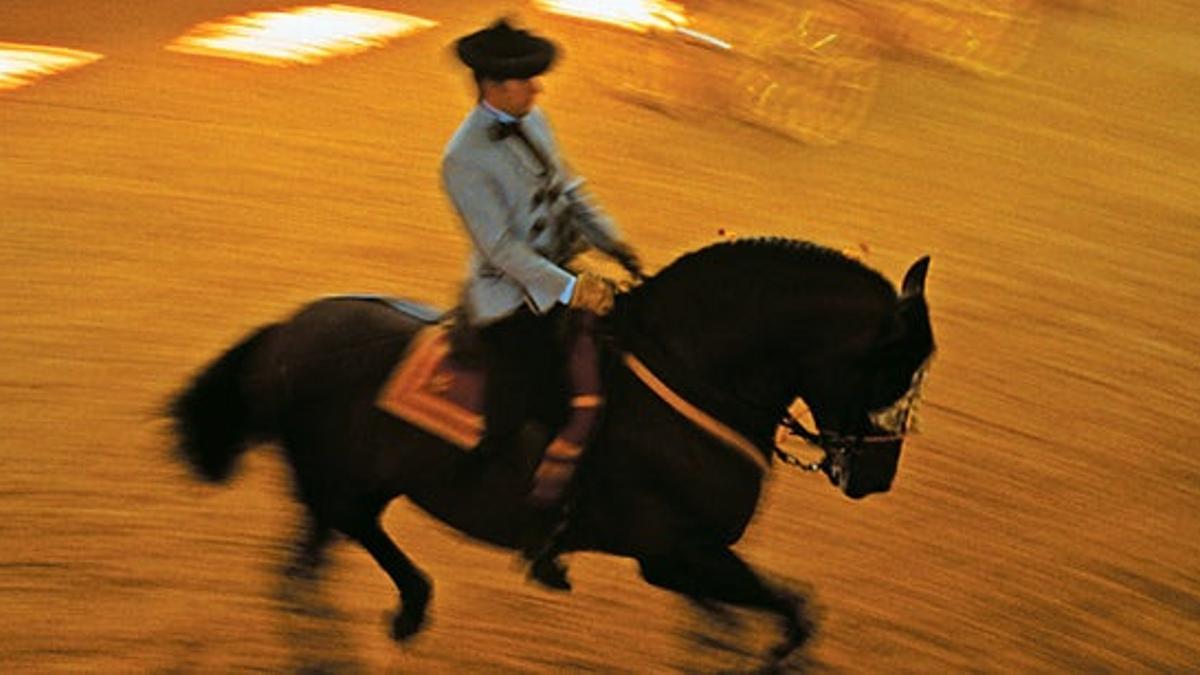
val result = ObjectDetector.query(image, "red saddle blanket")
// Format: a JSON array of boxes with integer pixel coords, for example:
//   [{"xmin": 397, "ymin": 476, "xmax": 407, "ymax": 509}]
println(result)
[{"xmin": 376, "ymin": 324, "xmax": 484, "ymax": 449}]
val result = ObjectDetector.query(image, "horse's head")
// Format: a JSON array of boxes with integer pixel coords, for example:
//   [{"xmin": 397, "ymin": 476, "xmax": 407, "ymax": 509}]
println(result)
[
  {"xmin": 618, "ymin": 239, "xmax": 935, "ymax": 499},
  {"xmin": 801, "ymin": 256, "xmax": 935, "ymax": 499}
]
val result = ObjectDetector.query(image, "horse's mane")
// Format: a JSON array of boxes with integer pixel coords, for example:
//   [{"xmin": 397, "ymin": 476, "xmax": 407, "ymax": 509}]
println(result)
[
  {"xmin": 636, "ymin": 237, "xmax": 896, "ymax": 299},
  {"xmin": 612, "ymin": 237, "xmax": 903, "ymax": 440}
]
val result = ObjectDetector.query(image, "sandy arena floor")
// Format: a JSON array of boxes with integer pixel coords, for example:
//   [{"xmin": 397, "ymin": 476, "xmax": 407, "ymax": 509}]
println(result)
[{"xmin": 2, "ymin": 1, "xmax": 1198, "ymax": 671}]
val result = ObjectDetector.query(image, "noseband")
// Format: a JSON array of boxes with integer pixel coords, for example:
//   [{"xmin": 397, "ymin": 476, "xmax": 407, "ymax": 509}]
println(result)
[
  {"xmin": 774, "ymin": 359, "xmax": 930, "ymax": 474},
  {"xmin": 775, "ymin": 413, "xmax": 905, "ymax": 473}
]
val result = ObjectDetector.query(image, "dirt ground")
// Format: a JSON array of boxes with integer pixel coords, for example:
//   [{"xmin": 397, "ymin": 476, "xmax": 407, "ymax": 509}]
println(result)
[{"xmin": 2, "ymin": 1, "xmax": 1198, "ymax": 671}]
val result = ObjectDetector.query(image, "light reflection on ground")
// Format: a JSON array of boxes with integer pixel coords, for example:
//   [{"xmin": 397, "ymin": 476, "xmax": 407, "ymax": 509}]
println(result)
[
  {"xmin": 166, "ymin": 4, "xmax": 437, "ymax": 66},
  {"xmin": 0, "ymin": 42, "xmax": 104, "ymax": 91}
]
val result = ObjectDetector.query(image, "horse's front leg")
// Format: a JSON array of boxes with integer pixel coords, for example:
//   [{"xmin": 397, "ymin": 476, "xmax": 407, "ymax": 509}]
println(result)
[
  {"xmin": 638, "ymin": 545, "xmax": 815, "ymax": 663},
  {"xmin": 342, "ymin": 512, "xmax": 433, "ymax": 641}
]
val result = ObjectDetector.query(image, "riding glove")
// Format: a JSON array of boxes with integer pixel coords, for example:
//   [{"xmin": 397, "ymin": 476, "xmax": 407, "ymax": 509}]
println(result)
[
  {"xmin": 610, "ymin": 242, "xmax": 643, "ymax": 280},
  {"xmin": 569, "ymin": 271, "xmax": 616, "ymax": 315}
]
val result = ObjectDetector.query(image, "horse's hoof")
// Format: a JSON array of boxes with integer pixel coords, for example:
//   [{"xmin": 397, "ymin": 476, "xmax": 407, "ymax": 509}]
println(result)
[
  {"xmin": 391, "ymin": 611, "xmax": 426, "ymax": 641},
  {"xmin": 769, "ymin": 597, "xmax": 815, "ymax": 662},
  {"xmin": 390, "ymin": 581, "xmax": 432, "ymax": 641},
  {"xmin": 390, "ymin": 603, "xmax": 429, "ymax": 641}
]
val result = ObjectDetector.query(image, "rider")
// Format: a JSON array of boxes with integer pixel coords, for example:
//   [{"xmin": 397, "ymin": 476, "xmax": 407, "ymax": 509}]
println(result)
[{"xmin": 442, "ymin": 18, "xmax": 641, "ymax": 590}]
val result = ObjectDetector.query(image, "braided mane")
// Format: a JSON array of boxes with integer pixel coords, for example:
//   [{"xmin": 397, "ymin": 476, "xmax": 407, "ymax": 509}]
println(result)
[{"xmin": 643, "ymin": 237, "xmax": 896, "ymax": 299}]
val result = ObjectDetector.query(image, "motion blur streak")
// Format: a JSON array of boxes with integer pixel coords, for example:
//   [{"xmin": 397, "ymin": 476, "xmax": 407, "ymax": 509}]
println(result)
[
  {"xmin": 0, "ymin": 42, "xmax": 103, "ymax": 91},
  {"xmin": 534, "ymin": 0, "xmax": 689, "ymax": 33},
  {"xmin": 165, "ymin": 4, "xmax": 437, "ymax": 66},
  {"xmin": 853, "ymin": 0, "xmax": 1042, "ymax": 76}
]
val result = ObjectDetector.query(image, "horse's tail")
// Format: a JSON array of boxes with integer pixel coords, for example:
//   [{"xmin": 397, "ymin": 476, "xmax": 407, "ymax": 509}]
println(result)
[{"xmin": 169, "ymin": 323, "xmax": 281, "ymax": 483}]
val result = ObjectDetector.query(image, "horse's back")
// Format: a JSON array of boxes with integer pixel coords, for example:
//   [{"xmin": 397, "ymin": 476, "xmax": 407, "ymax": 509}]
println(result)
[
  {"xmin": 289, "ymin": 295, "xmax": 434, "ymax": 340},
  {"xmin": 272, "ymin": 296, "xmax": 434, "ymax": 397}
]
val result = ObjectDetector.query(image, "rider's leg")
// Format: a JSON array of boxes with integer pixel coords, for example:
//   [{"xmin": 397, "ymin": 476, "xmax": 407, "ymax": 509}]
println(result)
[
  {"xmin": 476, "ymin": 307, "xmax": 574, "ymax": 590},
  {"xmin": 476, "ymin": 307, "xmax": 546, "ymax": 455},
  {"xmin": 523, "ymin": 310, "xmax": 603, "ymax": 591}
]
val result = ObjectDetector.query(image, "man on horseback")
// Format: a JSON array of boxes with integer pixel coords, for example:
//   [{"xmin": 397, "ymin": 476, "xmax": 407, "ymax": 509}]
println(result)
[{"xmin": 443, "ymin": 18, "xmax": 642, "ymax": 591}]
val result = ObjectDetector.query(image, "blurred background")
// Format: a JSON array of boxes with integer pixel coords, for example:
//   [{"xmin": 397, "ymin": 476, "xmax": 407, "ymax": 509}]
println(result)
[{"xmin": 2, "ymin": 0, "xmax": 1197, "ymax": 670}]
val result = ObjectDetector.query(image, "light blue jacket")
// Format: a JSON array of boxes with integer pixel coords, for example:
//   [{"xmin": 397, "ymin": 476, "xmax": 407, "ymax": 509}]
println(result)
[{"xmin": 442, "ymin": 105, "xmax": 622, "ymax": 325}]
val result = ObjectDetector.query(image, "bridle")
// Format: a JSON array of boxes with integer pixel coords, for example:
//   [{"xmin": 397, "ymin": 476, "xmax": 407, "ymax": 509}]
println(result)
[
  {"xmin": 615, "ymin": 272, "xmax": 932, "ymax": 478},
  {"xmin": 774, "ymin": 412, "xmax": 905, "ymax": 474},
  {"xmin": 773, "ymin": 358, "xmax": 931, "ymax": 475}
]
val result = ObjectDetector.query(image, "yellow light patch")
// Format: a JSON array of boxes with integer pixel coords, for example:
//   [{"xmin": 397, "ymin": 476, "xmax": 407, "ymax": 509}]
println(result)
[
  {"xmin": 0, "ymin": 43, "xmax": 103, "ymax": 91},
  {"xmin": 533, "ymin": 0, "xmax": 690, "ymax": 33},
  {"xmin": 166, "ymin": 4, "xmax": 437, "ymax": 66}
]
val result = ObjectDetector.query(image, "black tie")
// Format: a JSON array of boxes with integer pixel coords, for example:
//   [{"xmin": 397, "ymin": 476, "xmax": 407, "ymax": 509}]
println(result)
[{"xmin": 490, "ymin": 120, "xmax": 550, "ymax": 177}]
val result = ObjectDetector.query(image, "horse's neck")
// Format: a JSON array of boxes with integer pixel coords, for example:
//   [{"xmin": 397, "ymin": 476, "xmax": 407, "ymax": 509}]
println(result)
[
  {"xmin": 617, "ymin": 250, "xmax": 892, "ymax": 436},
  {"xmin": 617, "ymin": 271, "xmax": 805, "ymax": 436}
]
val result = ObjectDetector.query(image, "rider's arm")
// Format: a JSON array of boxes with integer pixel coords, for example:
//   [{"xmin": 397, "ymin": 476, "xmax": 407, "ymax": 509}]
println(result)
[
  {"xmin": 442, "ymin": 155, "xmax": 575, "ymax": 314},
  {"xmin": 526, "ymin": 109, "xmax": 623, "ymax": 254},
  {"xmin": 563, "ymin": 177, "xmax": 641, "ymax": 279},
  {"xmin": 563, "ymin": 179, "xmax": 622, "ymax": 253}
]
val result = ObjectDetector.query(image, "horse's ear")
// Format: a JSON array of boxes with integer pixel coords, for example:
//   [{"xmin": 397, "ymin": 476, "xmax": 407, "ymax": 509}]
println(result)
[{"xmin": 901, "ymin": 256, "xmax": 930, "ymax": 298}]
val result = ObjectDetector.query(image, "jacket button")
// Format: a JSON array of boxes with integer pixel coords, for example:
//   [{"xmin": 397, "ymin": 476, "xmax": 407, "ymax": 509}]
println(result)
[{"xmin": 530, "ymin": 218, "xmax": 546, "ymax": 238}]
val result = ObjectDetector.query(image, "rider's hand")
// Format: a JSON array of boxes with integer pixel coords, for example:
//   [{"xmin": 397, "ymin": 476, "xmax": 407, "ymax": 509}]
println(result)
[
  {"xmin": 610, "ymin": 242, "xmax": 643, "ymax": 280},
  {"xmin": 569, "ymin": 271, "xmax": 616, "ymax": 316}
]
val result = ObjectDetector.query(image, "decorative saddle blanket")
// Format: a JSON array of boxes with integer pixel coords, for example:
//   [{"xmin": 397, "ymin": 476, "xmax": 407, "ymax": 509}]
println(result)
[
  {"xmin": 375, "ymin": 320, "xmax": 770, "ymax": 475},
  {"xmin": 376, "ymin": 316, "xmax": 600, "ymax": 504},
  {"xmin": 376, "ymin": 323, "xmax": 485, "ymax": 450}
]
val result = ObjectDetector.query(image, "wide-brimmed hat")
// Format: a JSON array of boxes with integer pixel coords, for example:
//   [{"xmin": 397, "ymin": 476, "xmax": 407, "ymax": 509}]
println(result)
[{"xmin": 455, "ymin": 18, "xmax": 557, "ymax": 80}]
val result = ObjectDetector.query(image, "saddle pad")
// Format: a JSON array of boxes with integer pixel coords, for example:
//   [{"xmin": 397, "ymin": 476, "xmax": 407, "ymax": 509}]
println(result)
[
  {"xmin": 376, "ymin": 324, "xmax": 484, "ymax": 449},
  {"xmin": 330, "ymin": 294, "xmax": 445, "ymax": 324},
  {"xmin": 377, "ymin": 324, "xmax": 768, "ymax": 472}
]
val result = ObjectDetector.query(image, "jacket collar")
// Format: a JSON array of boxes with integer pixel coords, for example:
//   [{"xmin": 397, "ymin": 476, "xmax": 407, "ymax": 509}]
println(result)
[{"xmin": 479, "ymin": 100, "xmax": 518, "ymax": 123}]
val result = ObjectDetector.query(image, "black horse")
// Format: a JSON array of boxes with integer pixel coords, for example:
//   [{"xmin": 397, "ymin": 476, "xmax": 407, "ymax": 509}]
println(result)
[{"xmin": 169, "ymin": 238, "xmax": 934, "ymax": 664}]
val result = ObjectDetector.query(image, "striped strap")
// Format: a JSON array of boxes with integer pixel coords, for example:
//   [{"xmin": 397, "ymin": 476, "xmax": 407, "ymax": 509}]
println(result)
[{"xmin": 623, "ymin": 354, "xmax": 769, "ymax": 474}]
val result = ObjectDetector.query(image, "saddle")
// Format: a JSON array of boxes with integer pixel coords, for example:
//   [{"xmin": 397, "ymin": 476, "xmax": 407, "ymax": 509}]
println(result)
[
  {"xmin": 368, "ymin": 295, "xmax": 771, "ymax": 500},
  {"xmin": 378, "ymin": 320, "xmax": 486, "ymax": 448},
  {"xmin": 375, "ymin": 300, "xmax": 604, "ymax": 503}
]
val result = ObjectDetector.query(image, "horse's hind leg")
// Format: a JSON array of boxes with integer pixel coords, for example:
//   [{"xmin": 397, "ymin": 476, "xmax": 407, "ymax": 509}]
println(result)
[
  {"xmin": 284, "ymin": 518, "xmax": 334, "ymax": 581},
  {"xmin": 639, "ymin": 545, "xmax": 814, "ymax": 663},
  {"xmin": 275, "ymin": 517, "xmax": 339, "ymax": 621},
  {"xmin": 342, "ymin": 509, "xmax": 433, "ymax": 641}
]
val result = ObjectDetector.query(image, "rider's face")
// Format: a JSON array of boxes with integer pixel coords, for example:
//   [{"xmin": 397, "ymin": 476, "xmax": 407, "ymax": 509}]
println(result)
[{"xmin": 483, "ymin": 77, "xmax": 542, "ymax": 117}]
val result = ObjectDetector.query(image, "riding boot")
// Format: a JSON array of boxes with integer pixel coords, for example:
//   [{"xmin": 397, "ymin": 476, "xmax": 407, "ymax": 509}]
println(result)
[
  {"xmin": 523, "ymin": 501, "xmax": 572, "ymax": 591},
  {"xmin": 522, "ymin": 310, "xmax": 601, "ymax": 591},
  {"xmin": 515, "ymin": 422, "xmax": 574, "ymax": 591}
]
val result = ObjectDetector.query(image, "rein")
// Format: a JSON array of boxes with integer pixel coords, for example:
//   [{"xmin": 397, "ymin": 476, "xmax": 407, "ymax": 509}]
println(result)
[
  {"xmin": 777, "ymin": 357, "xmax": 931, "ymax": 474},
  {"xmin": 621, "ymin": 341, "xmax": 906, "ymax": 478},
  {"xmin": 776, "ymin": 413, "xmax": 905, "ymax": 474},
  {"xmin": 612, "ymin": 246, "xmax": 925, "ymax": 479}
]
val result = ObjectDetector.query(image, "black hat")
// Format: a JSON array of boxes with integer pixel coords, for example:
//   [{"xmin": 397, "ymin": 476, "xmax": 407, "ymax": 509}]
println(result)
[{"xmin": 455, "ymin": 18, "xmax": 557, "ymax": 81}]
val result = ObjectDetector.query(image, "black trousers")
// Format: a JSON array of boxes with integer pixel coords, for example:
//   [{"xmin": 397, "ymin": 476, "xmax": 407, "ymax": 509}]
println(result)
[{"xmin": 478, "ymin": 306, "xmax": 567, "ymax": 442}]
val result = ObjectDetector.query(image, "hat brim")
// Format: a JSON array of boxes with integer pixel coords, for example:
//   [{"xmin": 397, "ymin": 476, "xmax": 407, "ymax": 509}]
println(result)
[{"xmin": 456, "ymin": 22, "xmax": 557, "ymax": 80}]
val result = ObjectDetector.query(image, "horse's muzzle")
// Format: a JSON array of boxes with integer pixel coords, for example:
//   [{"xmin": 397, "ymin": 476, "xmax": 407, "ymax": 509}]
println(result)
[{"xmin": 824, "ymin": 436, "xmax": 903, "ymax": 500}]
